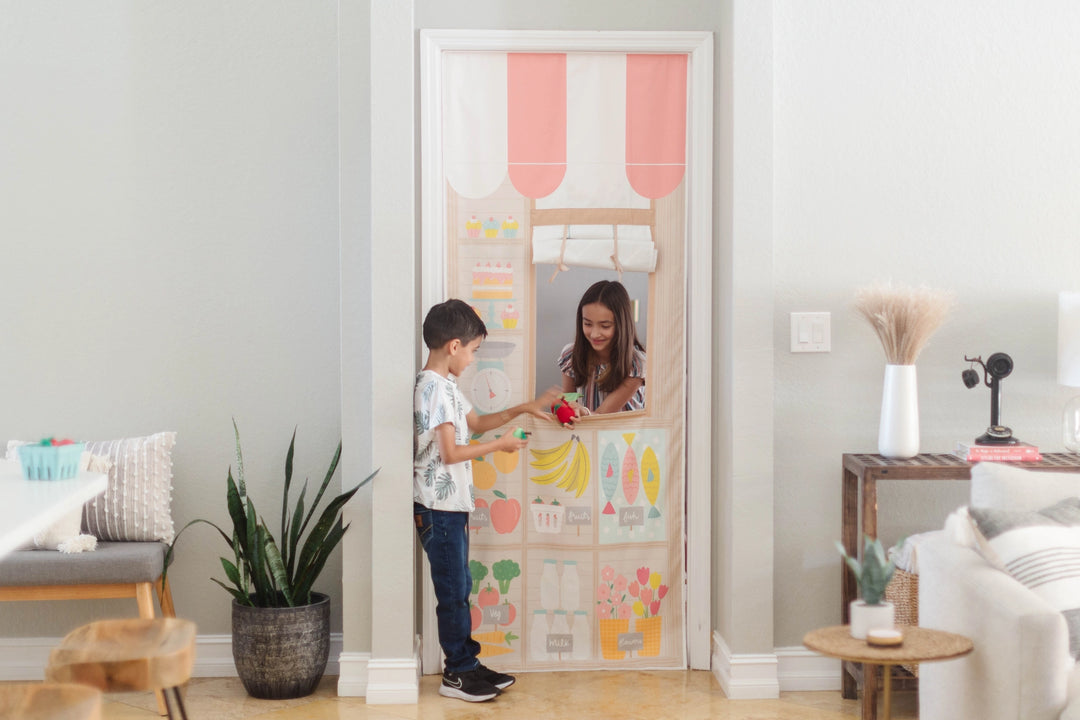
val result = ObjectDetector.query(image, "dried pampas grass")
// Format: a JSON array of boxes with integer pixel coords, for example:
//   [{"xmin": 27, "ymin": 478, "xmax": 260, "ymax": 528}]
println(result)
[{"xmin": 854, "ymin": 282, "xmax": 954, "ymax": 365}]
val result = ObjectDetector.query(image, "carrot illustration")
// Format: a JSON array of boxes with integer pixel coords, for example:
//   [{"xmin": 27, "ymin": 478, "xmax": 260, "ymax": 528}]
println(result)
[
  {"xmin": 471, "ymin": 630, "xmax": 518, "ymax": 645},
  {"xmin": 477, "ymin": 644, "xmax": 515, "ymax": 658}
]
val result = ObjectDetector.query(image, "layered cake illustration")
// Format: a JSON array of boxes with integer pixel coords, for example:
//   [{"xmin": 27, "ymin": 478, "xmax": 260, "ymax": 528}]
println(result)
[{"xmin": 471, "ymin": 261, "xmax": 513, "ymax": 299}]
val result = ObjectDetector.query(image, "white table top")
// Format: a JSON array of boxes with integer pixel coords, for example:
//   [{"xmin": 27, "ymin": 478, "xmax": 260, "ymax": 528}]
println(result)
[{"xmin": 0, "ymin": 468, "xmax": 108, "ymax": 560}]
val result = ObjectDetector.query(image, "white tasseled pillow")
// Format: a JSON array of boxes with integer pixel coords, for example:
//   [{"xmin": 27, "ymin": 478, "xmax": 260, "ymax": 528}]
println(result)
[{"xmin": 81, "ymin": 432, "xmax": 177, "ymax": 544}]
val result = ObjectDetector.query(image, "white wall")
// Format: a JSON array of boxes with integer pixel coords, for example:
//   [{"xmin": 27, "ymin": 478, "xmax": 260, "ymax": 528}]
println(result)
[
  {"xmin": 12, "ymin": 0, "xmax": 1075, "ymax": 683},
  {"xmin": 773, "ymin": 0, "xmax": 1080, "ymax": 646},
  {"xmin": 0, "ymin": 2, "xmax": 343, "ymax": 638}
]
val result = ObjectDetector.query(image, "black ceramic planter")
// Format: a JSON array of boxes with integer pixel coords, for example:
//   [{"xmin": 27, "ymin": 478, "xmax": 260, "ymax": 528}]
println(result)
[{"xmin": 232, "ymin": 592, "xmax": 330, "ymax": 699}]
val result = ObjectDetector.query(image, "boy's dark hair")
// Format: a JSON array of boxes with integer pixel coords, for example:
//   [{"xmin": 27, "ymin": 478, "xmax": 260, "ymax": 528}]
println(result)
[{"xmin": 423, "ymin": 299, "xmax": 488, "ymax": 349}]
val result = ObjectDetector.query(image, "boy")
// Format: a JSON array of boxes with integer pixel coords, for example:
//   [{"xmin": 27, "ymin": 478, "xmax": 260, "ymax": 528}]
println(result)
[{"xmin": 414, "ymin": 299, "xmax": 558, "ymax": 702}]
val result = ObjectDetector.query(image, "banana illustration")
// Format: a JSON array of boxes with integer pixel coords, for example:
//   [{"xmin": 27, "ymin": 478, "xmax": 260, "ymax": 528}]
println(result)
[
  {"xmin": 529, "ymin": 437, "xmax": 575, "ymax": 469},
  {"xmin": 529, "ymin": 436, "xmax": 591, "ymax": 498},
  {"xmin": 530, "ymin": 460, "xmax": 569, "ymax": 485},
  {"xmin": 567, "ymin": 440, "xmax": 591, "ymax": 498}
]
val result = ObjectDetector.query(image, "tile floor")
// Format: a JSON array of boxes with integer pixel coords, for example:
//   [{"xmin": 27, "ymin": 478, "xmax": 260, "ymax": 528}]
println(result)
[{"xmin": 94, "ymin": 671, "xmax": 917, "ymax": 719}]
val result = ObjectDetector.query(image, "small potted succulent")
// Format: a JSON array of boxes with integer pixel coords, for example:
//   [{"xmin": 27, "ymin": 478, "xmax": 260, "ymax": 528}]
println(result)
[{"xmin": 836, "ymin": 534, "xmax": 904, "ymax": 638}]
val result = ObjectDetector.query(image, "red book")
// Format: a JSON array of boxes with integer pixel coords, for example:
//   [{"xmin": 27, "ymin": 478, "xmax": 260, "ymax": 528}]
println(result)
[{"xmin": 955, "ymin": 441, "xmax": 1042, "ymax": 463}]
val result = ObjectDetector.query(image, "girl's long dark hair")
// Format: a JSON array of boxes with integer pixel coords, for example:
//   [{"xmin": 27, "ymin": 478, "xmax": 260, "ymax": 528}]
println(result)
[{"xmin": 569, "ymin": 280, "xmax": 644, "ymax": 393}]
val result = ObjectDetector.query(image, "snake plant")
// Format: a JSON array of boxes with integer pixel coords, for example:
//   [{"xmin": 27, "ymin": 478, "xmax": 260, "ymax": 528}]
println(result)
[{"xmin": 167, "ymin": 421, "xmax": 376, "ymax": 607}]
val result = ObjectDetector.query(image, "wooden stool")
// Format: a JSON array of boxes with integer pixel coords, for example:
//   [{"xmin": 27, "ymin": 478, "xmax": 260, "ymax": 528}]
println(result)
[
  {"xmin": 45, "ymin": 618, "xmax": 196, "ymax": 720},
  {"xmin": 0, "ymin": 682, "xmax": 102, "ymax": 720}
]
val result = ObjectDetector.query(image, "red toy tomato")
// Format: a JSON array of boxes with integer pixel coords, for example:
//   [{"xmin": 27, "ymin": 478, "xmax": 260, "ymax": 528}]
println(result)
[
  {"xmin": 489, "ymin": 490, "xmax": 521, "ymax": 534},
  {"xmin": 551, "ymin": 399, "xmax": 577, "ymax": 425},
  {"xmin": 470, "ymin": 603, "xmax": 482, "ymax": 631},
  {"xmin": 478, "ymin": 585, "xmax": 500, "ymax": 608}
]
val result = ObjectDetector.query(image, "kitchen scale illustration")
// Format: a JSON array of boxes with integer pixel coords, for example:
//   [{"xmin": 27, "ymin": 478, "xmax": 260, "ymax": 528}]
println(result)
[{"xmin": 464, "ymin": 340, "xmax": 515, "ymax": 415}]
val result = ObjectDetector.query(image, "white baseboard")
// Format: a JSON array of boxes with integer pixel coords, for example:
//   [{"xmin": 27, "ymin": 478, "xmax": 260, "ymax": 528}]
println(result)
[
  {"xmin": 775, "ymin": 645, "xmax": 841, "ymax": 691},
  {"xmin": 362, "ymin": 635, "xmax": 420, "ymax": 704},
  {"xmin": 709, "ymin": 632, "xmax": 839, "ymax": 696},
  {"xmin": 1, "ymin": 630, "xmax": 836, "ymax": 699},
  {"xmin": 0, "ymin": 633, "xmax": 343, "ymax": 681},
  {"xmin": 337, "ymin": 651, "xmax": 371, "ymax": 697},
  {"xmin": 711, "ymin": 631, "xmax": 779, "ymax": 699}
]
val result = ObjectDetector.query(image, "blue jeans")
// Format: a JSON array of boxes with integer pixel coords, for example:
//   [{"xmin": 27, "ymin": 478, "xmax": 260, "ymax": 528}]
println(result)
[{"xmin": 414, "ymin": 503, "xmax": 481, "ymax": 674}]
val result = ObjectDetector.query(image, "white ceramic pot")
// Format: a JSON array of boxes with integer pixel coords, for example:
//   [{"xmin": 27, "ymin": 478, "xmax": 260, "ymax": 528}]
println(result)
[
  {"xmin": 878, "ymin": 364, "xmax": 919, "ymax": 459},
  {"xmin": 849, "ymin": 599, "xmax": 894, "ymax": 639}
]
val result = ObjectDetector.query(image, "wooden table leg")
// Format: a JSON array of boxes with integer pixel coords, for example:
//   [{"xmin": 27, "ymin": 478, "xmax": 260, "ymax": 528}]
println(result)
[
  {"xmin": 841, "ymin": 466, "xmax": 858, "ymax": 699},
  {"xmin": 882, "ymin": 663, "xmax": 892, "ymax": 720},
  {"xmin": 862, "ymin": 662, "xmax": 878, "ymax": 720},
  {"xmin": 862, "ymin": 471, "xmax": 878, "ymax": 541}
]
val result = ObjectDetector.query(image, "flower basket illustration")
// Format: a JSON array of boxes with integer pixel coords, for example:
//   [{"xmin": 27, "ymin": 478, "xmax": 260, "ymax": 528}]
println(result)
[
  {"xmin": 599, "ymin": 617, "xmax": 629, "ymax": 660},
  {"xmin": 635, "ymin": 615, "xmax": 662, "ymax": 656}
]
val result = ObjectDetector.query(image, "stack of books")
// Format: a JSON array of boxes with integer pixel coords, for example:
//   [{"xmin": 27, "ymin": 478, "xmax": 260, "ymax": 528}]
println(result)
[{"xmin": 954, "ymin": 441, "xmax": 1042, "ymax": 463}]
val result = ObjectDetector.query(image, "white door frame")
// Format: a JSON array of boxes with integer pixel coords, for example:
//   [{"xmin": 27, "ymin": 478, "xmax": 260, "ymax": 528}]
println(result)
[{"xmin": 418, "ymin": 29, "xmax": 713, "ymax": 671}]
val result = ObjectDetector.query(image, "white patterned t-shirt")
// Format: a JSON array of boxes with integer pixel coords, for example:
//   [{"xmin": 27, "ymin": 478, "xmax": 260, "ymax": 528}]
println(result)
[{"xmin": 413, "ymin": 370, "xmax": 475, "ymax": 512}]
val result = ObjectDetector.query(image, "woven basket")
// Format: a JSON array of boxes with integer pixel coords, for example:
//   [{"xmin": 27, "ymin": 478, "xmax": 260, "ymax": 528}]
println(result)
[{"xmin": 885, "ymin": 567, "xmax": 919, "ymax": 675}]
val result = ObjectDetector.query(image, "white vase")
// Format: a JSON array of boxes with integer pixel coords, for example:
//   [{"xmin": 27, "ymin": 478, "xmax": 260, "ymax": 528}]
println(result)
[
  {"xmin": 878, "ymin": 364, "xmax": 919, "ymax": 459},
  {"xmin": 849, "ymin": 600, "xmax": 894, "ymax": 639}
]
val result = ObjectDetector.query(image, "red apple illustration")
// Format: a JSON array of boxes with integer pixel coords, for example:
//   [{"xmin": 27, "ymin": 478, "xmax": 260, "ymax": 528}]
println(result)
[
  {"xmin": 470, "ymin": 602, "xmax": 482, "ymax": 631},
  {"xmin": 490, "ymin": 490, "xmax": 521, "ymax": 534},
  {"xmin": 498, "ymin": 601, "xmax": 517, "ymax": 626}
]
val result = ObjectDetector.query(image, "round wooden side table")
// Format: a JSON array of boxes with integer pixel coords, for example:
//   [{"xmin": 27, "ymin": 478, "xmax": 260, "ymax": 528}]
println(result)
[{"xmin": 803, "ymin": 625, "xmax": 973, "ymax": 720}]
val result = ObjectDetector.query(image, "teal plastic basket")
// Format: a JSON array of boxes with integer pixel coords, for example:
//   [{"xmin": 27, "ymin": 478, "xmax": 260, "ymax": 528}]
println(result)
[{"xmin": 17, "ymin": 442, "xmax": 86, "ymax": 480}]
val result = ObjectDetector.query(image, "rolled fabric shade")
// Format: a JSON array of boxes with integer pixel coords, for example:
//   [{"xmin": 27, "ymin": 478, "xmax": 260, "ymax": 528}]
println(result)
[{"xmin": 531, "ymin": 225, "xmax": 657, "ymax": 273}]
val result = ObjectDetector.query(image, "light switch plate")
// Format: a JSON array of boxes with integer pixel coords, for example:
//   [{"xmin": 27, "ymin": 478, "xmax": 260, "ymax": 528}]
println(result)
[{"xmin": 790, "ymin": 312, "xmax": 831, "ymax": 352}]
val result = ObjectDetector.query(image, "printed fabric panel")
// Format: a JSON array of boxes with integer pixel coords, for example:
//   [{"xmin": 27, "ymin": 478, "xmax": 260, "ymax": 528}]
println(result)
[{"xmin": 442, "ymin": 49, "xmax": 690, "ymax": 670}]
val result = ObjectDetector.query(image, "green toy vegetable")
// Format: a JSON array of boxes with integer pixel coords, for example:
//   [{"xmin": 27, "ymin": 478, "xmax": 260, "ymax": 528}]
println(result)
[
  {"xmin": 469, "ymin": 560, "xmax": 488, "ymax": 595},
  {"xmin": 492, "ymin": 559, "xmax": 521, "ymax": 594}
]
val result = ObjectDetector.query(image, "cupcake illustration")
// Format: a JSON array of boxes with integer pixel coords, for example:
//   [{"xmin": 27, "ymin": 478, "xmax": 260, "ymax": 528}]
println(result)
[
  {"xmin": 500, "ymin": 304, "xmax": 519, "ymax": 329},
  {"xmin": 501, "ymin": 216, "xmax": 519, "ymax": 239},
  {"xmin": 482, "ymin": 216, "xmax": 499, "ymax": 239},
  {"xmin": 465, "ymin": 215, "xmax": 481, "ymax": 239}
]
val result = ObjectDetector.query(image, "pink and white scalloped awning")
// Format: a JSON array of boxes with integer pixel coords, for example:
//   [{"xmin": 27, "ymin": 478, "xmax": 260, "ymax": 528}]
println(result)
[{"xmin": 443, "ymin": 51, "xmax": 687, "ymax": 207}]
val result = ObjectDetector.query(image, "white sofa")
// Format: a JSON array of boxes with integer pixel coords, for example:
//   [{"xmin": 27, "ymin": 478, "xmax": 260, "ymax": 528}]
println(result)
[{"xmin": 919, "ymin": 461, "xmax": 1080, "ymax": 720}]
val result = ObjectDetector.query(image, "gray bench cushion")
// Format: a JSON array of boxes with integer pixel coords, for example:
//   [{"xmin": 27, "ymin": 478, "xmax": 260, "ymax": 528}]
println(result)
[{"xmin": 0, "ymin": 542, "xmax": 167, "ymax": 586}]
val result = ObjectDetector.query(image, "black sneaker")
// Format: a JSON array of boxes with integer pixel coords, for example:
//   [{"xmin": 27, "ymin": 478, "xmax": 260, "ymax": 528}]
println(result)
[
  {"xmin": 476, "ymin": 663, "xmax": 516, "ymax": 690},
  {"xmin": 439, "ymin": 669, "xmax": 499, "ymax": 702}
]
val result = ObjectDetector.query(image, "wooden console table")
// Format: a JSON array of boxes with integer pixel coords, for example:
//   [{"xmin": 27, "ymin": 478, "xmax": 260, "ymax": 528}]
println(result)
[{"xmin": 840, "ymin": 452, "xmax": 1080, "ymax": 716}]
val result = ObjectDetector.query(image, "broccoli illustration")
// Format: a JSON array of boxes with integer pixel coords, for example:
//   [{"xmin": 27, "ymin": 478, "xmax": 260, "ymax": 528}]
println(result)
[
  {"xmin": 492, "ymin": 559, "xmax": 521, "ymax": 594},
  {"xmin": 469, "ymin": 560, "xmax": 488, "ymax": 595}
]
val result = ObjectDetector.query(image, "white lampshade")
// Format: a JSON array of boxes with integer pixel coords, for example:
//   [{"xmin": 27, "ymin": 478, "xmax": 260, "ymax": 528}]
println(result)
[{"xmin": 1058, "ymin": 292, "xmax": 1080, "ymax": 452}]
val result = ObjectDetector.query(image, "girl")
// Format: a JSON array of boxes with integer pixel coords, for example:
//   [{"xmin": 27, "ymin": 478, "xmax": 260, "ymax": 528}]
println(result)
[{"xmin": 557, "ymin": 280, "xmax": 646, "ymax": 416}]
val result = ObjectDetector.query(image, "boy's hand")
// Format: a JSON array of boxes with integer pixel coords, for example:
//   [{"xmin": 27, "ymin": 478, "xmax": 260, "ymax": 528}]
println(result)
[
  {"xmin": 497, "ymin": 432, "xmax": 528, "ymax": 452},
  {"xmin": 530, "ymin": 386, "xmax": 565, "ymax": 421}
]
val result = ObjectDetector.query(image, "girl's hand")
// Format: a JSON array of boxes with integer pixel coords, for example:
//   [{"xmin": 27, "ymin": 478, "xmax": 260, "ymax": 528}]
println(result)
[{"xmin": 569, "ymin": 400, "xmax": 590, "ymax": 420}]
